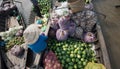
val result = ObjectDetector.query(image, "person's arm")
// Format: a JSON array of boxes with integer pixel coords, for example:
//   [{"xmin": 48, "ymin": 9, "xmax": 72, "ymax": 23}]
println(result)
[{"xmin": 30, "ymin": 0, "xmax": 38, "ymax": 6}]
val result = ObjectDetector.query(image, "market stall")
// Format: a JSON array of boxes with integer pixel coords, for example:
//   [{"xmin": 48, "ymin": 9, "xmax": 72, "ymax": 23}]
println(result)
[
  {"xmin": 0, "ymin": 0, "xmax": 27, "ymax": 69},
  {"xmin": 23, "ymin": 0, "xmax": 111, "ymax": 69},
  {"xmin": 39, "ymin": 0, "xmax": 111, "ymax": 69},
  {"xmin": 0, "ymin": 0, "xmax": 111, "ymax": 69}
]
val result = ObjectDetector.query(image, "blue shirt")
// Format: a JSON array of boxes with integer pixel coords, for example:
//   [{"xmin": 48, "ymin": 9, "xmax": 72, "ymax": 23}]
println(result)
[
  {"xmin": 28, "ymin": 34, "xmax": 48, "ymax": 53},
  {"xmin": 0, "ymin": 41, "xmax": 5, "ymax": 47}
]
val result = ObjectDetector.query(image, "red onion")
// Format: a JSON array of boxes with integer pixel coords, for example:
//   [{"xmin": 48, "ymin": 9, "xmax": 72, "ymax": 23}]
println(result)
[
  {"xmin": 85, "ymin": 3, "xmax": 94, "ymax": 10},
  {"xmin": 56, "ymin": 29, "xmax": 68, "ymax": 41},
  {"xmin": 16, "ymin": 29, "xmax": 23, "ymax": 37},
  {"xmin": 84, "ymin": 32, "xmax": 96, "ymax": 43},
  {"xmin": 43, "ymin": 51, "xmax": 62, "ymax": 69}
]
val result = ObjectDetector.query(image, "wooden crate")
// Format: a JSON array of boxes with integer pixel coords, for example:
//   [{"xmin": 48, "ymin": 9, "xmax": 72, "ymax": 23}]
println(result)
[
  {"xmin": 26, "ymin": 1, "xmax": 111, "ymax": 69},
  {"xmin": 95, "ymin": 25, "xmax": 111, "ymax": 69}
]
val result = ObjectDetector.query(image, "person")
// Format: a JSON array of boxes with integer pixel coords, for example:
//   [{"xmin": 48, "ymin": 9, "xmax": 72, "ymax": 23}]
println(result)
[
  {"xmin": 115, "ymin": 5, "xmax": 120, "ymax": 8},
  {"xmin": 30, "ymin": 0, "xmax": 42, "ymax": 17},
  {"xmin": 0, "ymin": 36, "xmax": 5, "ymax": 47}
]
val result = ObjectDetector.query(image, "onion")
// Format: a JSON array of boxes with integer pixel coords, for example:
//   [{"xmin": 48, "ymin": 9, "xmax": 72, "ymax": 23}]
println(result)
[
  {"xmin": 85, "ymin": 3, "xmax": 94, "ymax": 10},
  {"xmin": 43, "ymin": 51, "xmax": 62, "ymax": 69},
  {"xmin": 83, "ymin": 32, "xmax": 96, "ymax": 43},
  {"xmin": 56, "ymin": 29, "xmax": 68, "ymax": 41},
  {"xmin": 15, "ymin": 29, "xmax": 23, "ymax": 37}
]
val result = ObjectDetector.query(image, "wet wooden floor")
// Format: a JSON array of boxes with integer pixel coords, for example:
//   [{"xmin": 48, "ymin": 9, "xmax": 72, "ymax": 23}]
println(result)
[{"xmin": 93, "ymin": 0, "xmax": 120, "ymax": 69}]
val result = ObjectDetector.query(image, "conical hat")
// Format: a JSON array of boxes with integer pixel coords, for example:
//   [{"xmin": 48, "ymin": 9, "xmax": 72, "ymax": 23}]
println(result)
[{"xmin": 23, "ymin": 24, "xmax": 41, "ymax": 44}]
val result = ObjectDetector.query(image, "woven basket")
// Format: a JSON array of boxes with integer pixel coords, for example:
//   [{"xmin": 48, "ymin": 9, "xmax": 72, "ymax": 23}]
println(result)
[{"xmin": 68, "ymin": 0, "xmax": 85, "ymax": 13}]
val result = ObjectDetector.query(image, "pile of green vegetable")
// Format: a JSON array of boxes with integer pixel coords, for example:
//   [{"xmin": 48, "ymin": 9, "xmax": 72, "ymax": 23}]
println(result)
[
  {"xmin": 48, "ymin": 38, "xmax": 96, "ymax": 69},
  {"xmin": 6, "ymin": 37, "xmax": 24, "ymax": 50},
  {"xmin": 37, "ymin": 0, "xmax": 51, "ymax": 15}
]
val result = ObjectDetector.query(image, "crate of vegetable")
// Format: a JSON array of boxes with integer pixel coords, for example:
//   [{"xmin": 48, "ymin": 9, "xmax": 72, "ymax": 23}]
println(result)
[
  {"xmin": 41, "ymin": 1, "xmax": 111, "ymax": 69},
  {"xmin": 0, "ymin": 1, "xmax": 29, "ymax": 68}
]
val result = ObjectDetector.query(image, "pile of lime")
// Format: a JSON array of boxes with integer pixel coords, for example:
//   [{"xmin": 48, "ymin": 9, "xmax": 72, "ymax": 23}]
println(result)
[
  {"xmin": 48, "ymin": 38, "xmax": 96, "ymax": 69},
  {"xmin": 37, "ymin": 0, "xmax": 51, "ymax": 15},
  {"xmin": 6, "ymin": 36, "xmax": 24, "ymax": 50}
]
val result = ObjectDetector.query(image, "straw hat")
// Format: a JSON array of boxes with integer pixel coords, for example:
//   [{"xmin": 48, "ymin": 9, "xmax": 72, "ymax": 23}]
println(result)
[{"xmin": 23, "ymin": 24, "xmax": 41, "ymax": 45}]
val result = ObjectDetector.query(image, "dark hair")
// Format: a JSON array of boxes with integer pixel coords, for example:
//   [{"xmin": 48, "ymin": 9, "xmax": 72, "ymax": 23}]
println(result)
[{"xmin": 0, "ymin": 36, "xmax": 2, "ymax": 41}]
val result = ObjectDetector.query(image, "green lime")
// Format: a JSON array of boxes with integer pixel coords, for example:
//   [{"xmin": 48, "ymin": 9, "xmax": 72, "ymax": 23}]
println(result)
[
  {"xmin": 74, "ymin": 45, "xmax": 77, "ymax": 48},
  {"xmin": 63, "ymin": 48, "xmax": 67, "ymax": 51},
  {"xmin": 77, "ymin": 55, "xmax": 81, "ymax": 59},
  {"xmin": 74, "ymin": 64, "xmax": 77, "ymax": 69},
  {"xmin": 72, "ymin": 58, "xmax": 75, "ymax": 62},
  {"xmin": 88, "ymin": 44, "xmax": 92, "ymax": 48},
  {"xmin": 83, "ymin": 62, "xmax": 87, "ymax": 66},
  {"xmin": 82, "ymin": 51, "xmax": 86, "ymax": 55},
  {"xmin": 81, "ymin": 58, "xmax": 84, "ymax": 61},
  {"xmin": 70, "ymin": 54, "xmax": 74, "ymax": 58},
  {"xmin": 66, "ymin": 58, "xmax": 71, "ymax": 62},
  {"xmin": 71, "ymin": 51, "xmax": 74, "ymax": 54},
  {"xmin": 63, "ymin": 56, "xmax": 66, "ymax": 60},
  {"xmin": 62, "ymin": 51, "xmax": 65, "ymax": 54},
  {"xmin": 76, "ymin": 58, "xmax": 79, "ymax": 63},
  {"xmin": 76, "ymin": 47, "xmax": 79, "ymax": 50},
  {"xmin": 65, "ymin": 64, "xmax": 68, "ymax": 68},
  {"xmin": 68, "ymin": 66, "xmax": 73, "ymax": 69},
  {"xmin": 78, "ymin": 65, "xmax": 82, "ymax": 69},
  {"xmin": 92, "ymin": 53, "xmax": 96, "ymax": 57},
  {"xmin": 77, "ymin": 51, "xmax": 81, "ymax": 54},
  {"xmin": 69, "ymin": 62, "xmax": 73, "ymax": 66},
  {"xmin": 80, "ymin": 47, "xmax": 84, "ymax": 51},
  {"xmin": 82, "ymin": 54, "xmax": 86, "ymax": 58},
  {"xmin": 81, "ymin": 43, "xmax": 84, "ymax": 46},
  {"xmin": 61, "ymin": 60, "xmax": 65, "ymax": 64},
  {"xmin": 74, "ymin": 50, "xmax": 77, "ymax": 54},
  {"xmin": 78, "ymin": 61, "xmax": 82, "ymax": 65},
  {"xmin": 56, "ymin": 48, "xmax": 60, "ymax": 52},
  {"xmin": 67, "ymin": 51, "xmax": 70, "ymax": 54}
]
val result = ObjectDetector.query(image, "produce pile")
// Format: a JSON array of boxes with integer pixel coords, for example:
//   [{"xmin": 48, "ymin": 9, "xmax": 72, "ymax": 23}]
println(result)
[
  {"xmin": 0, "ymin": 26, "xmax": 24, "ymax": 51},
  {"xmin": 48, "ymin": 1, "xmax": 97, "ymax": 43},
  {"xmin": 37, "ymin": 0, "xmax": 51, "ymax": 15},
  {"xmin": 0, "ymin": 26, "xmax": 23, "ymax": 41},
  {"xmin": 43, "ymin": 50, "xmax": 62, "ymax": 69},
  {"xmin": 6, "ymin": 36, "xmax": 24, "ymax": 50},
  {"xmin": 48, "ymin": 38, "xmax": 96, "ymax": 69},
  {"xmin": 85, "ymin": 62, "xmax": 106, "ymax": 69},
  {"xmin": 32, "ymin": 0, "xmax": 52, "ymax": 33},
  {"xmin": 45, "ymin": 1, "xmax": 99, "ymax": 69}
]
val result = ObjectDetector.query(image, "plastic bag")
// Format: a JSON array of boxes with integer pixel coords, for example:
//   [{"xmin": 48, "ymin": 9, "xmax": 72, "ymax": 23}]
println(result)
[
  {"xmin": 43, "ymin": 50, "xmax": 62, "ymax": 69},
  {"xmin": 84, "ymin": 62, "xmax": 106, "ymax": 69}
]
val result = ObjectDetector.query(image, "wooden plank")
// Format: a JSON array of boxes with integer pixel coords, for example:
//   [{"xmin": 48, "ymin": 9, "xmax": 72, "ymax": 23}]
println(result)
[
  {"xmin": 1, "ymin": 49, "xmax": 15, "ymax": 69},
  {"xmin": 97, "ymin": 25, "xmax": 111, "ymax": 69},
  {"xmin": 7, "ymin": 17, "xmax": 20, "ymax": 28},
  {"xmin": 0, "ymin": 47, "xmax": 2, "ymax": 69},
  {"xmin": 6, "ymin": 43, "xmax": 28, "ymax": 69}
]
